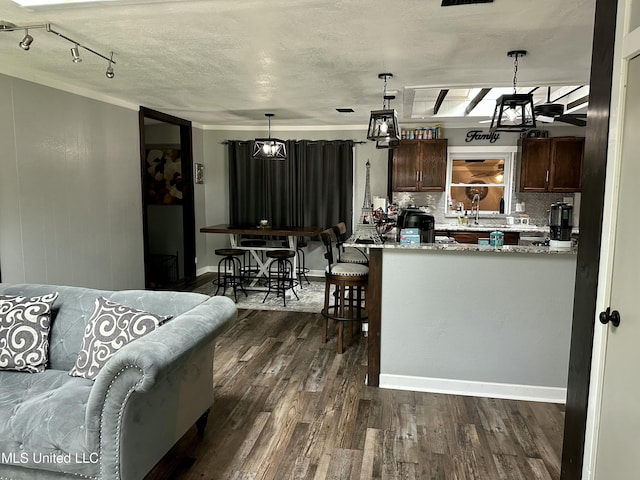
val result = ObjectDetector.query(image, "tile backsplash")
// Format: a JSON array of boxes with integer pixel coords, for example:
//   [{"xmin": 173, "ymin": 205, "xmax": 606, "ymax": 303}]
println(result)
[{"xmin": 392, "ymin": 191, "xmax": 579, "ymax": 227}]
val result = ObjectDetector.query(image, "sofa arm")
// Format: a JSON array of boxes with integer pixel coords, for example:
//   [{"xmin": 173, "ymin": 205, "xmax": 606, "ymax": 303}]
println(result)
[
  {"xmin": 87, "ymin": 294, "xmax": 235, "ymax": 406},
  {"xmin": 83, "ymin": 295, "xmax": 236, "ymax": 479}
]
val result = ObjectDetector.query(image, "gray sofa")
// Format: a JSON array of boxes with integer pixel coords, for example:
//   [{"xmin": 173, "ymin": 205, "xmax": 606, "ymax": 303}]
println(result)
[{"xmin": 0, "ymin": 283, "xmax": 236, "ymax": 480}]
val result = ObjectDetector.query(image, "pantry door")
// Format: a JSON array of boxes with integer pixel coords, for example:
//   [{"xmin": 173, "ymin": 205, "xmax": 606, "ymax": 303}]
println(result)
[{"xmin": 593, "ymin": 51, "xmax": 640, "ymax": 479}]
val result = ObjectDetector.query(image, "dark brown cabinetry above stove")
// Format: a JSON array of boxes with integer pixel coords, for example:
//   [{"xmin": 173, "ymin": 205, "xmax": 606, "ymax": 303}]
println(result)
[
  {"xmin": 391, "ymin": 139, "xmax": 448, "ymax": 192},
  {"xmin": 519, "ymin": 137, "xmax": 585, "ymax": 193}
]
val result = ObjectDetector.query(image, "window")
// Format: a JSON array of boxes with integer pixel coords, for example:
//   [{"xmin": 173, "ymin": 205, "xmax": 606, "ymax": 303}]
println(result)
[{"xmin": 445, "ymin": 148, "xmax": 515, "ymax": 216}]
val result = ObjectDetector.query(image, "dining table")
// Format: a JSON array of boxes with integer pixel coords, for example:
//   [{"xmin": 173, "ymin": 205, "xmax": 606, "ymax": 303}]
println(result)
[{"xmin": 200, "ymin": 224, "xmax": 322, "ymax": 289}]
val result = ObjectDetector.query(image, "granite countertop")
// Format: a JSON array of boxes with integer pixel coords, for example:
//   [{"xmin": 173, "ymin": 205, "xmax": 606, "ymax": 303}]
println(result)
[
  {"xmin": 435, "ymin": 223, "xmax": 550, "ymax": 233},
  {"xmin": 435, "ymin": 224, "xmax": 580, "ymax": 234},
  {"xmin": 345, "ymin": 239, "xmax": 577, "ymax": 255}
]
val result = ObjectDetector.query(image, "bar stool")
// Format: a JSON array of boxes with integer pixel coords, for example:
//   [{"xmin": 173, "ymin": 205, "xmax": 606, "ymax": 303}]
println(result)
[
  {"xmin": 332, "ymin": 222, "xmax": 369, "ymax": 265},
  {"xmin": 263, "ymin": 250, "xmax": 299, "ymax": 307},
  {"xmin": 241, "ymin": 239, "xmax": 267, "ymax": 280},
  {"xmin": 281, "ymin": 239, "xmax": 310, "ymax": 286},
  {"xmin": 212, "ymin": 248, "xmax": 247, "ymax": 303},
  {"xmin": 320, "ymin": 229, "xmax": 369, "ymax": 353}
]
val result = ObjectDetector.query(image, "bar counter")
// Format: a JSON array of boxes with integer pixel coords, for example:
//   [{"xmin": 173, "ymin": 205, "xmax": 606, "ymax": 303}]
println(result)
[{"xmin": 352, "ymin": 239, "xmax": 576, "ymax": 402}]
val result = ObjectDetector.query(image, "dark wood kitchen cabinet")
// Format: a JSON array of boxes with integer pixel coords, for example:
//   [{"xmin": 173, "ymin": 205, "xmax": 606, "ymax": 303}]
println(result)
[
  {"xmin": 519, "ymin": 136, "xmax": 585, "ymax": 193},
  {"xmin": 392, "ymin": 139, "xmax": 448, "ymax": 192}
]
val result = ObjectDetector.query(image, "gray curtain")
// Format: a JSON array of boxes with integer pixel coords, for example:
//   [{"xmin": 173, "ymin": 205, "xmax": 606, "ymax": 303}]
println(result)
[{"xmin": 228, "ymin": 140, "xmax": 354, "ymax": 233}]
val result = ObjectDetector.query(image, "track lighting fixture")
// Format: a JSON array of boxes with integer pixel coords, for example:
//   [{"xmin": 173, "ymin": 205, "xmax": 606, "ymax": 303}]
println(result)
[
  {"xmin": 19, "ymin": 29, "xmax": 33, "ymax": 50},
  {"xmin": 253, "ymin": 113, "xmax": 287, "ymax": 160},
  {"xmin": 0, "ymin": 21, "xmax": 116, "ymax": 78},
  {"xmin": 105, "ymin": 52, "xmax": 114, "ymax": 78},
  {"xmin": 70, "ymin": 45, "xmax": 82, "ymax": 63}
]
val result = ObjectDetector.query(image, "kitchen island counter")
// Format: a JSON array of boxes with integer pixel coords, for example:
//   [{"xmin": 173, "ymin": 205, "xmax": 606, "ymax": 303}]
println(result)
[
  {"xmin": 354, "ymin": 240, "xmax": 576, "ymax": 255},
  {"xmin": 358, "ymin": 241, "xmax": 576, "ymax": 404}
]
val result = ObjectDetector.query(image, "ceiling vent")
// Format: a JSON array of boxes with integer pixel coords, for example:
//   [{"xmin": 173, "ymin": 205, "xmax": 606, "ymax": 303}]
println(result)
[{"xmin": 441, "ymin": 0, "xmax": 493, "ymax": 6}]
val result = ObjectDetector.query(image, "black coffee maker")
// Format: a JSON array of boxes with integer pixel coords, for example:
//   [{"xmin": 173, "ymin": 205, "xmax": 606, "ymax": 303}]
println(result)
[{"xmin": 549, "ymin": 202, "xmax": 573, "ymax": 250}]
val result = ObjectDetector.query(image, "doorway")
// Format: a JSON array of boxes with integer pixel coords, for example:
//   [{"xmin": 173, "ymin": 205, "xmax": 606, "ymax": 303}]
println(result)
[{"xmin": 139, "ymin": 107, "xmax": 196, "ymax": 288}]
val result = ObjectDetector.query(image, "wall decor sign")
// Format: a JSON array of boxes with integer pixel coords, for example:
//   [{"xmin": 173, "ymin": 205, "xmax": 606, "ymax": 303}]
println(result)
[{"xmin": 465, "ymin": 130, "xmax": 500, "ymax": 143}]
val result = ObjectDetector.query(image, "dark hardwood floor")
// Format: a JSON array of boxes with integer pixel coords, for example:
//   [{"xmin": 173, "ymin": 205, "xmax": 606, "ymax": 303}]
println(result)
[{"xmin": 145, "ymin": 301, "xmax": 564, "ymax": 480}]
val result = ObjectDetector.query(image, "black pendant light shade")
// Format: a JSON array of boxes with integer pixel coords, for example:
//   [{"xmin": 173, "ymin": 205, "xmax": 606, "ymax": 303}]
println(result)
[
  {"xmin": 367, "ymin": 108, "xmax": 400, "ymax": 142},
  {"xmin": 253, "ymin": 113, "xmax": 287, "ymax": 160},
  {"xmin": 367, "ymin": 74, "xmax": 401, "ymax": 143},
  {"xmin": 490, "ymin": 50, "xmax": 536, "ymax": 133},
  {"xmin": 490, "ymin": 93, "xmax": 536, "ymax": 132},
  {"xmin": 376, "ymin": 135, "xmax": 401, "ymax": 149}
]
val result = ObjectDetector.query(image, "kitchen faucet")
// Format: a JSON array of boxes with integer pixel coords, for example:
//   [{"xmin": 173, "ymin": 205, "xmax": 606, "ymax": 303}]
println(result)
[{"xmin": 471, "ymin": 194, "xmax": 481, "ymax": 224}]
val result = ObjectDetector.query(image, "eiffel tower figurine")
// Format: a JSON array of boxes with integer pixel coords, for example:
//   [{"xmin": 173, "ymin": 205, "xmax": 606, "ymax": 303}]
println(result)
[{"xmin": 352, "ymin": 160, "xmax": 383, "ymax": 244}]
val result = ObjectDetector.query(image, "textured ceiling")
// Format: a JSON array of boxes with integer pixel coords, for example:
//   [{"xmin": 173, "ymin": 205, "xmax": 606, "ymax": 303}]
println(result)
[{"xmin": 0, "ymin": 0, "xmax": 596, "ymax": 127}]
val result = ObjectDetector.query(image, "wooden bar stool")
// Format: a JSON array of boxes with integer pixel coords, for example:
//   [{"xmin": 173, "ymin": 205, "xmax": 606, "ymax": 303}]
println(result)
[
  {"xmin": 320, "ymin": 229, "xmax": 369, "ymax": 353},
  {"xmin": 213, "ymin": 248, "xmax": 247, "ymax": 303},
  {"xmin": 332, "ymin": 222, "xmax": 369, "ymax": 265},
  {"xmin": 262, "ymin": 250, "xmax": 299, "ymax": 307}
]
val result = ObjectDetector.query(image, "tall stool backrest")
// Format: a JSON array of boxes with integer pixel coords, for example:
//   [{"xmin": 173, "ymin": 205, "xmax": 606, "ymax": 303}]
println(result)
[
  {"xmin": 319, "ymin": 228, "xmax": 336, "ymax": 273},
  {"xmin": 331, "ymin": 222, "xmax": 368, "ymax": 265}
]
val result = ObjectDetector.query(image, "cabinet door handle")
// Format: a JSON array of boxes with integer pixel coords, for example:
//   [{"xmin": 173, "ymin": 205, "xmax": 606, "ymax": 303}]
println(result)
[
  {"xmin": 416, "ymin": 171, "xmax": 419, "ymax": 183},
  {"xmin": 546, "ymin": 170, "xmax": 550, "ymax": 184}
]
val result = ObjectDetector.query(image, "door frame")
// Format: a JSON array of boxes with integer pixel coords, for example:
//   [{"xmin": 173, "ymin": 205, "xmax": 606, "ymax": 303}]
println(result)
[
  {"xmin": 139, "ymin": 107, "xmax": 196, "ymax": 287},
  {"xmin": 579, "ymin": 2, "xmax": 640, "ymax": 478}
]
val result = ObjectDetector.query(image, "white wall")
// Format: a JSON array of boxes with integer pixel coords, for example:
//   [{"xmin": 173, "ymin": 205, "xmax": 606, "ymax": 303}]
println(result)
[{"xmin": 0, "ymin": 74, "xmax": 145, "ymax": 289}]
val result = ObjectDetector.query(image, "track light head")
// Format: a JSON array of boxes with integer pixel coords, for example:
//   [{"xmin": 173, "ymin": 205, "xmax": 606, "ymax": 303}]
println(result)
[
  {"xmin": 105, "ymin": 51, "xmax": 114, "ymax": 78},
  {"xmin": 70, "ymin": 45, "xmax": 81, "ymax": 63},
  {"xmin": 19, "ymin": 30, "xmax": 33, "ymax": 50},
  {"xmin": 1, "ymin": 21, "xmax": 116, "ymax": 77}
]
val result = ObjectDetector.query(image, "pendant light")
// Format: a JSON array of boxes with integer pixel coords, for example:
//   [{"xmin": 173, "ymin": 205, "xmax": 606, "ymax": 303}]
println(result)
[
  {"xmin": 376, "ymin": 136, "xmax": 401, "ymax": 149},
  {"xmin": 490, "ymin": 50, "xmax": 536, "ymax": 133},
  {"xmin": 367, "ymin": 73, "xmax": 401, "ymax": 143},
  {"xmin": 253, "ymin": 113, "xmax": 287, "ymax": 160}
]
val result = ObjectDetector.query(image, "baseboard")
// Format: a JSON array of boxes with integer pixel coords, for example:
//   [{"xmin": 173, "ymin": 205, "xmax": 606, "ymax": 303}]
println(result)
[
  {"xmin": 379, "ymin": 374, "xmax": 567, "ymax": 404},
  {"xmin": 196, "ymin": 266, "xmax": 216, "ymax": 276}
]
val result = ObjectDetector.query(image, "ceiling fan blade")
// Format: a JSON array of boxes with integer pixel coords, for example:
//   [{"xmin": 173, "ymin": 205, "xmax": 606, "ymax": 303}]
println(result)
[
  {"xmin": 557, "ymin": 115, "xmax": 587, "ymax": 127},
  {"xmin": 536, "ymin": 115, "xmax": 555, "ymax": 123}
]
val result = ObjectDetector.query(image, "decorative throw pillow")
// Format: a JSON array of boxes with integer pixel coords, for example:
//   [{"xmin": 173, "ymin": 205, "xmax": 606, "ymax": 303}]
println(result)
[
  {"xmin": 0, "ymin": 292, "xmax": 59, "ymax": 373},
  {"xmin": 69, "ymin": 296, "xmax": 170, "ymax": 380}
]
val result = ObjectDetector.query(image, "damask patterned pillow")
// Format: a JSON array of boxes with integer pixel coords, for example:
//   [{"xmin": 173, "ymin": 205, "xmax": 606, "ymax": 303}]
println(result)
[
  {"xmin": 69, "ymin": 296, "xmax": 170, "ymax": 380},
  {"xmin": 0, "ymin": 292, "xmax": 59, "ymax": 373}
]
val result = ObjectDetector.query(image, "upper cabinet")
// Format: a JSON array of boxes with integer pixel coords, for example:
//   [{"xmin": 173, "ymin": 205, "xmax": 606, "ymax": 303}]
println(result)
[
  {"xmin": 392, "ymin": 139, "xmax": 448, "ymax": 192},
  {"xmin": 519, "ymin": 137, "xmax": 585, "ymax": 193}
]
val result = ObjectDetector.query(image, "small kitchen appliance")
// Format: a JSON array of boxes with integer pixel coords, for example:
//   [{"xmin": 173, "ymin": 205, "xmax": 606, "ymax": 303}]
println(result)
[
  {"xmin": 397, "ymin": 208, "xmax": 435, "ymax": 243},
  {"xmin": 549, "ymin": 202, "xmax": 573, "ymax": 250}
]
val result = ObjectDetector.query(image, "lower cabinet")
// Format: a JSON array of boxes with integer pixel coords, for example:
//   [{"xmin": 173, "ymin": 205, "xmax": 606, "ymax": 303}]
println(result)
[{"xmin": 436, "ymin": 231, "xmax": 520, "ymax": 245}]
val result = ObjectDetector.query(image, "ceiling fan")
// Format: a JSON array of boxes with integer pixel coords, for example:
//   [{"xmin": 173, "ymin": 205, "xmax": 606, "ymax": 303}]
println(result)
[{"xmin": 534, "ymin": 87, "xmax": 587, "ymax": 127}]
